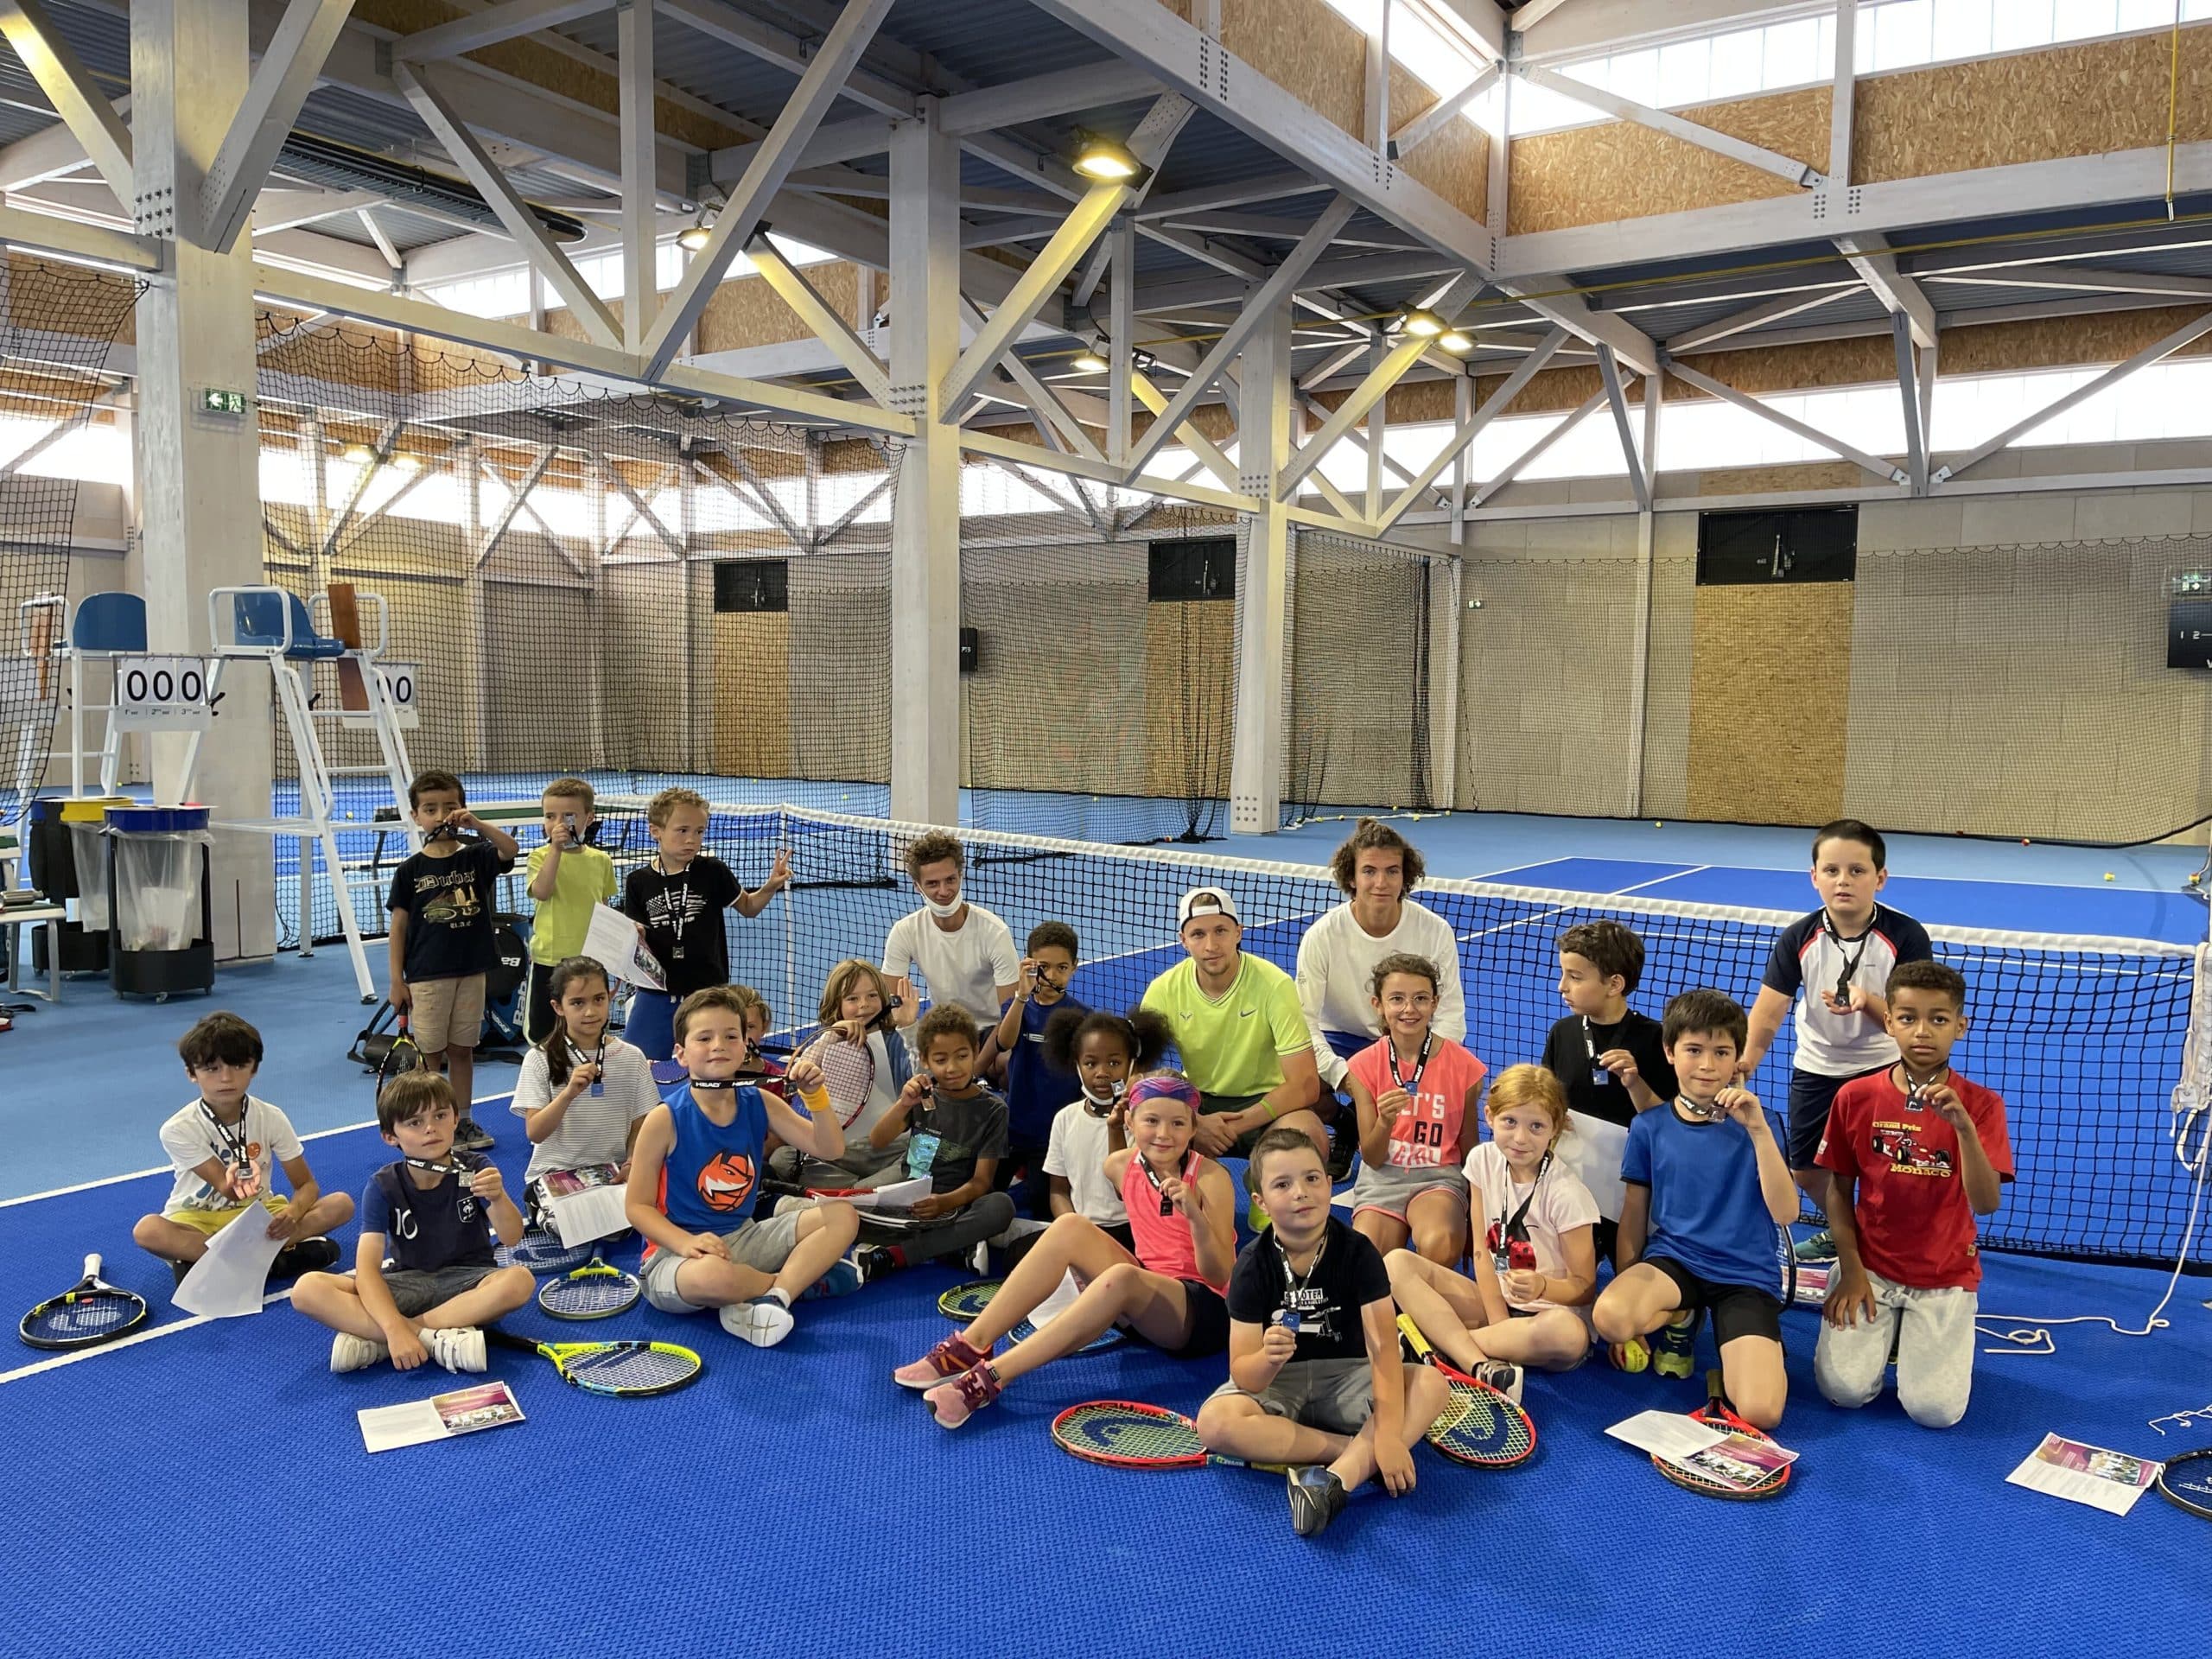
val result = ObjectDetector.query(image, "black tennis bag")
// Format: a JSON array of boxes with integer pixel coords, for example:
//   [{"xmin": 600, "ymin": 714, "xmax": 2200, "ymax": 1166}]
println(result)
[{"xmin": 348, "ymin": 1000, "xmax": 410, "ymax": 1071}]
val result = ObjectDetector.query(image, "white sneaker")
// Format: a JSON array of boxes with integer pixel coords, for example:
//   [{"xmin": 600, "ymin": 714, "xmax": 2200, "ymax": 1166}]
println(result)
[
  {"xmin": 969, "ymin": 1239, "xmax": 991, "ymax": 1274},
  {"xmin": 1473, "ymin": 1359, "xmax": 1524, "ymax": 1404},
  {"xmin": 721, "ymin": 1294, "xmax": 795, "ymax": 1348},
  {"xmin": 331, "ymin": 1332, "xmax": 389, "ymax": 1373},
  {"xmin": 427, "ymin": 1326, "xmax": 486, "ymax": 1374}
]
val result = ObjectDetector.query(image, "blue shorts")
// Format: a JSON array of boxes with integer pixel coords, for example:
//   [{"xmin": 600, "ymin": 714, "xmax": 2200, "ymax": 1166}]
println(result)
[
  {"xmin": 625, "ymin": 989, "xmax": 678, "ymax": 1063},
  {"xmin": 1786, "ymin": 1066, "xmax": 1881, "ymax": 1170}
]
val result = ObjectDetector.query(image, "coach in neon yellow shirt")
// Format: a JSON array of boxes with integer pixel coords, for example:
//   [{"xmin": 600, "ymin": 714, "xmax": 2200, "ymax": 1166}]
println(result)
[{"xmin": 1141, "ymin": 887, "xmax": 1329, "ymax": 1165}]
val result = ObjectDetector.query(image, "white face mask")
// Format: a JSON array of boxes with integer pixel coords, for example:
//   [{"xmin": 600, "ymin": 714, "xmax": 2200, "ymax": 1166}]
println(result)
[{"xmin": 924, "ymin": 893, "xmax": 964, "ymax": 919}]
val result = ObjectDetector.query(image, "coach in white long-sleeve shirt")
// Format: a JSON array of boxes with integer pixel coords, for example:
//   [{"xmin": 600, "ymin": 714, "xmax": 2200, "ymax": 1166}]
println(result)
[{"xmin": 1294, "ymin": 819, "xmax": 1466, "ymax": 1090}]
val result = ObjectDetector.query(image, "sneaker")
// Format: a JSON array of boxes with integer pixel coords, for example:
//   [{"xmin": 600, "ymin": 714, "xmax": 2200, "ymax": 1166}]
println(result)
[
  {"xmin": 969, "ymin": 1238, "xmax": 991, "ymax": 1274},
  {"xmin": 1652, "ymin": 1310, "xmax": 1700, "ymax": 1380},
  {"xmin": 800, "ymin": 1260, "xmax": 862, "ymax": 1301},
  {"xmin": 271, "ymin": 1237, "xmax": 340, "ymax": 1278},
  {"xmin": 1287, "ymin": 1466, "xmax": 1348, "ymax": 1538},
  {"xmin": 721, "ymin": 1294, "xmax": 795, "ymax": 1348},
  {"xmin": 1793, "ymin": 1229, "xmax": 1838, "ymax": 1262},
  {"xmin": 454, "ymin": 1116, "xmax": 495, "ymax": 1153},
  {"xmin": 923, "ymin": 1360, "xmax": 1001, "ymax": 1428},
  {"xmin": 426, "ymin": 1326, "xmax": 486, "ymax": 1373},
  {"xmin": 330, "ymin": 1332, "xmax": 390, "ymax": 1373},
  {"xmin": 1325, "ymin": 1128, "xmax": 1356, "ymax": 1182},
  {"xmin": 171, "ymin": 1260, "xmax": 193, "ymax": 1289},
  {"xmin": 893, "ymin": 1331, "xmax": 991, "ymax": 1389},
  {"xmin": 853, "ymin": 1246, "xmax": 898, "ymax": 1282},
  {"xmin": 1472, "ymin": 1359, "xmax": 1524, "ymax": 1404}
]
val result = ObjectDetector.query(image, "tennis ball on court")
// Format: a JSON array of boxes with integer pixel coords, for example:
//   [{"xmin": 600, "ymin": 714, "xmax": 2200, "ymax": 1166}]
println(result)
[
  {"xmin": 1654, "ymin": 820, "xmax": 1663, "ymax": 828},
  {"xmin": 2021, "ymin": 838, "xmax": 2031, "ymax": 846},
  {"xmin": 2105, "ymin": 873, "xmax": 2115, "ymax": 881}
]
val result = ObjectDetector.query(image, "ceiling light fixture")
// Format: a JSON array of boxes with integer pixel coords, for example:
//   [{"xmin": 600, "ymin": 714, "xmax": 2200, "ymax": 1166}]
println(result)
[
  {"xmin": 1399, "ymin": 308, "xmax": 1447, "ymax": 339},
  {"xmin": 1072, "ymin": 134, "xmax": 1145, "ymax": 184}
]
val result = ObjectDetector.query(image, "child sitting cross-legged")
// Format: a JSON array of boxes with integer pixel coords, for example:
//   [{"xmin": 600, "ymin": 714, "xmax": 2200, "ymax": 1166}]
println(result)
[
  {"xmin": 894, "ymin": 1072, "xmax": 1236, "ymax": 1427},
  {"xmin": 291, "ymin": 1071, "xmax": 534, "ymax": 1375},
  {"xmin": 509, "ymin": 957, "xmax": 659, "ymax": 1234}
]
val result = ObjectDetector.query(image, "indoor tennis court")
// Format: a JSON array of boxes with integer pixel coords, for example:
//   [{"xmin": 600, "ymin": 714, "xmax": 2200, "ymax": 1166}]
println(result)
[{"xmin": 3, "ymin": 2, "xmax": 2211, "ymax": 1655}]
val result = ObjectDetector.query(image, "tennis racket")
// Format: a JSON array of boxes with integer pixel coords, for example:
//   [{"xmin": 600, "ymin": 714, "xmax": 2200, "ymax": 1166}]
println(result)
[
  {"xmin": 2155, "ymin": 1447, "xmax": 2212, "ymax": 1520},
  {"xmin": 535, "ymin": 1250, "xmax": 641, "ymax": 1320},
  {"xmin": 376, "ymin": 1011, "xmax": 423, "ymax": 1096},
  {"xmin": 497, "ymin": 1230, "xmax": 596, "ymax": 1275},
  {"xmin": 20, "ymin": 1254, "xmax": 149, "ymax": 1351},
  {"xmin": 1777, "ymin": 1221, "xmax": 1799, "ymax": 1310},
  {"xmin": 938, "ymin": 1278, "xmax": 1125, "ymax": 1353},
  {"xmin": 483, "ymin": 1328, "xmax": 702, "ymax": 1397},
  {"xmin": 1050, "ymin": 1400, "xmax": 1287, "ymax": 1472},
  {"xmin": 1395, "ymin": 1313, "xmax": 1539, "ymax": 1468},
  {"xmin": 810, "ymin": 1030, "xmax": 876, "ymax": 1128},
  {"xmin": 1654, "ymin": 1370, "xmax": 1791, "ymax": 1500}
]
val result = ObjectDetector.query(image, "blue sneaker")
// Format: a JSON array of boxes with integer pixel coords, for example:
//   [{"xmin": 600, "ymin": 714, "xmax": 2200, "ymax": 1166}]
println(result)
[
  {"xmin": 801, "ymin": 1260, "xmax": 862, "ymax": 1300},
  {"xmin": 1652, "ymin": 1309, "xmax": 1700, "ymax": 1380}
]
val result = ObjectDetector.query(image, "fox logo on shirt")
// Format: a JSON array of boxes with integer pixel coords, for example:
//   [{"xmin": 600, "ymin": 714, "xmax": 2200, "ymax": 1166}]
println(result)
[{"xmin": 696, "ymin": 1150, "xmax": 756, "ymax": 1212}]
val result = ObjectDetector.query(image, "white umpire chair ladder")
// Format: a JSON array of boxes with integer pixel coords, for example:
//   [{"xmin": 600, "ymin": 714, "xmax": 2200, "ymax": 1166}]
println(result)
[
  {"xmin": 183, "ymin": 586, "xmax": 417, "ymax": 1002},
  {"xmin": 15, "ymin": 591, "xmax": 150, "ymax": 802}
]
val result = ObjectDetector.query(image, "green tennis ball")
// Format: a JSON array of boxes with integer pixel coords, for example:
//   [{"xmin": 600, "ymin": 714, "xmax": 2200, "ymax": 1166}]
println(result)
[
  {"xmin": 1654, "ymin": 820, "xmax": 1664, "ymax": 828},
  {"xmin": 2105, "ymin": 873, "xmax": 2115, "ymax": 881},
  {"xmin": 1612, "ymin": 1337, "xmax": 1649, "ymax": 1374}
]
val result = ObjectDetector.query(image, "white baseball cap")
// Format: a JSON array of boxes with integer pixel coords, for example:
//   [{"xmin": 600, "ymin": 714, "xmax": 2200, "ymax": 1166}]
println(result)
[{"xmin": 1177, "ymin": 887, "xmax": 1240, "ymax": 929}]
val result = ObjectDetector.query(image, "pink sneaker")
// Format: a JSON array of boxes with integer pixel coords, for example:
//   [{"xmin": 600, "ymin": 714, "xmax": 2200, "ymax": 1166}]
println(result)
[
  {"xmin": 925, "ymin": 1361, "xmax": 1001, "ymax": 1428},
  {"xmin": 893, "ymin": 1331, "xmax": 989, "ymax": 1389}
]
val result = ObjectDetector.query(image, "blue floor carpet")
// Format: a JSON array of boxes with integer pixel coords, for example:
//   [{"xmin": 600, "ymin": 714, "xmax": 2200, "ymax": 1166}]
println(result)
[{"xmin": 1, "ymin": 1124, "xmax": 2205, "ymax": 1659}]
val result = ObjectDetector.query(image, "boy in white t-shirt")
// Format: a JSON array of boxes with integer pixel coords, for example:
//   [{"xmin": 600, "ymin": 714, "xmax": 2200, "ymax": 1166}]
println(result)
[
  {"xmin": 1384, "ymin": 1065, "xmax": 1600, "ymax": 1400},
  {"xmin": 132, "ymin": 1012, "xmax": 355, "ymax": 1287},
  {"xmin": 881, "ymin": 830, "xmax": 1019, "ymax": 1031}
]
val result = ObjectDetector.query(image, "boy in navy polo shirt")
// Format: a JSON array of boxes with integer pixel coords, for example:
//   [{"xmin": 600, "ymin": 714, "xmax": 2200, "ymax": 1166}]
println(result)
[
  {"xmin": 1593, "ymin": 989, "xmax": 1800, "ymax": 1429},
  {"xmin": 1738, "ymin": 819, "xmax": 1933, "ymax": 1261},
  {"xmin": 982, "ymin": 920, "xmax": 1087, "ymax": 1225},
  {"xmin": 291, "ymin": 1071, "xmax": 532, "ymax": 1376}
]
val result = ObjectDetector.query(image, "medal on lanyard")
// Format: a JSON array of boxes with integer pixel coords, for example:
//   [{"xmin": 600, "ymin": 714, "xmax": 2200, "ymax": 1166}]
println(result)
[
  {"xmin": 1389, "ymin": 1033, "xmax": 1432, "ymax": 1121},
  {"xmin": 575, "ymin": 1039, "xmax": 606, "ymax": 1096},
  {"xmin": 1582, "ymin": 1016, "xmax": 1609, "ymax": 1088}
]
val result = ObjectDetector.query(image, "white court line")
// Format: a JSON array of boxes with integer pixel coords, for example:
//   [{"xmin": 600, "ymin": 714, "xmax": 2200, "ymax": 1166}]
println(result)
[
  {"xmin": 0, "ymin": 1091, "xmax": 509, "ymax": 1210},
  {"xmin": 0, "ymin": 1286, "xmax": 295, "ymax": 1385},
  {"xmin": 1454, "ymin": 865, "xmax": 1713, "ymax": 945}
]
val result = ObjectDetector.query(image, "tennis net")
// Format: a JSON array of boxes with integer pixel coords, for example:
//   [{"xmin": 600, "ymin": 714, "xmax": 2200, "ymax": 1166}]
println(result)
[{"xmin": 642, "ymin": 803, "xmax": 2198, "ymax": 1271}]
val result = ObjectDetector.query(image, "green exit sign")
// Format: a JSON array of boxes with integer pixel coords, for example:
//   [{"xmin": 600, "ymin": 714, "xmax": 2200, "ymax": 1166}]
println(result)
[{"xmin": 200, "ymin": 387, "xmax": 247, "ymax": 416}]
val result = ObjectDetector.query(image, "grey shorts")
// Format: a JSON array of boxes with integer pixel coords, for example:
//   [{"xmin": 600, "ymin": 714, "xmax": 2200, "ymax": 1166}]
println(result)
[
  {"xmin": 1210, "ymin": 1357, "xmax": 1374, "ymax": 1436},
  {"xmin": 1346, "ymin": 1160, "xmax": 1468, "ymax": 1223},
  {"xmin": 639, "ymin": 1209, "xmax": 804, "ymax": 1312},
  {"xmin": 377, "ymin": 1262, "xmax": 499, "ymax": 1317}
]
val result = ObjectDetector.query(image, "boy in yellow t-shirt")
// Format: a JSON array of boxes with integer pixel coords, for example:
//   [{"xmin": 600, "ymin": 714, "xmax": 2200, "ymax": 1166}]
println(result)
[{"xmin": 524, "ymin": 777, "xmax": 617, "ymax": 1043}]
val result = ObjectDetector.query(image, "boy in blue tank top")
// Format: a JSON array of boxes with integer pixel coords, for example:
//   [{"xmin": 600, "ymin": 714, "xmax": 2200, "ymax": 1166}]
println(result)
[{"xmin": 626, "ymin": 987, "xmax": 861, "ymax": 1347}]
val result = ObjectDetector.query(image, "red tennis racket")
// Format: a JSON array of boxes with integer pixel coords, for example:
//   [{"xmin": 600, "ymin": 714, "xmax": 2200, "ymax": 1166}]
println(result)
[
  {"xmin": 809, "ymin": 1029, "xmax": 876, "ymax": 1128},
  {"xmin": 1050, "ymin": 1400, "xmax": 1287, "ymax": 1471},
  {"xmin": 1654, "ymin": 1371, "xmax": 1792, "ymax": 1499}
]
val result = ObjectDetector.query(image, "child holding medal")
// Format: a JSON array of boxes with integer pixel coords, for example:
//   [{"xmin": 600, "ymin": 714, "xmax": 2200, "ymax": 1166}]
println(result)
[{"xmin": 510, "ymin": 957, "xmax": 659, "ymax": 1233}]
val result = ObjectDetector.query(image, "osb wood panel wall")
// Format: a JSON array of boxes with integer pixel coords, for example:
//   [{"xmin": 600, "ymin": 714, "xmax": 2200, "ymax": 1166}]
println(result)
[
  {"xmin": 1507, "ymin": 23, "xmax": 2212, "ymax": 235},
  {"xmin": 1686, "ymin": 582, "xmax": 1853, "ymax": 825}
]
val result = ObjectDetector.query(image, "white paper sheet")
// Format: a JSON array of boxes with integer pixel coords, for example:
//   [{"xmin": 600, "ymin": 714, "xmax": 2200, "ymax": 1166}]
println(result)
[
  {"xmin": 582, "ymin": 903, "xmax": 665, "ymax": 991},
  {"xmin": 2005, "ymin": 1433, "xmax": 2161, "ymax": 1516},
  {"xmin": 1027, "ymin": 1268, "xmax": 1084, "ymax": 1330},
  {"xmin": 548, "ymin": 1180, "xmax": 630, "ymax": 1247},
  {"xmin": 359, "ymin": 1381, "xmax": 526, "ymax": 1453},
  {"xmin": 1604, "ymin": 1409, "xmax": 1728, "ymax": 1460},
  {"xmin": 831, "ymin": 1176, "xmax": 931, "ymax": 1212},
  {"xmin": 1563, "ymin": 1110, "xmax": 1629, "ymax": 1221},
  {"xmin": 174, "ymin": 1204, "xmax": 289, "ymax": 1317}
]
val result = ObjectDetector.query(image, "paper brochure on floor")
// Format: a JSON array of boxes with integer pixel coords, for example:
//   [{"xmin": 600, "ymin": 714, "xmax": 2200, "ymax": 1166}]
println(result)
[
  {"xmin": 540, "ymin": 1164, "xmax": 629, "ymax": 1246},
  {"xmin": 359, "ymin": 1381, "xmax": 526, "ymax": 1453},
  {"xmin": 174, "ymin": 1205, "xmax": 289, "ymax": 1318},
  {"xmin": 2006, "ymin": 1433, "xmax": 2162, "ymax": 1516}
]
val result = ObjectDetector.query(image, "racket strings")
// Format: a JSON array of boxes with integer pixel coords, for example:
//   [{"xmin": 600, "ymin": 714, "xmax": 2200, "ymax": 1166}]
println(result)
[
  {"xmin": 1053, "ymin": 1404, "xmax": 1203, "ymax": 1462},
  {"xmin": 1427, "ymin": 1383, "xmax": 1535, "ymax": 1464},
  {"xmin": 568, "ymin": 1344, "xmax": 701, "ymax": 1392},
  {"xmin": 539, "ymin": 1274, "xmax": 639, "ymax": 1317},
  {"xmin": 27, "ymin": 1294, "xmax": 137, "ymax": 1340}
]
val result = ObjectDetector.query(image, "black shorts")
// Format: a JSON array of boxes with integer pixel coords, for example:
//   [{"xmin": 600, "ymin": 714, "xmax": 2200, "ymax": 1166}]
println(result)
[
  {"xmin": 1647, "ymin": 1255, "xmax": 1783, "ymax": 1348},
  {"xmin": 1786, "ymin": 1066, "xmax": 1881, "ymax": 1169},
  {"xmin": 1157, "ymin": 1279, "xmax": 1230, "ymax": 1359}
]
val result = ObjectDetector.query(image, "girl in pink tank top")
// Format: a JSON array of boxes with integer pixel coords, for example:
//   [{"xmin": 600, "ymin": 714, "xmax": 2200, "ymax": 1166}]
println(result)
[{"xmin": 893, "ymin": 1055, "xmax": 1240, "ymax": 1429}]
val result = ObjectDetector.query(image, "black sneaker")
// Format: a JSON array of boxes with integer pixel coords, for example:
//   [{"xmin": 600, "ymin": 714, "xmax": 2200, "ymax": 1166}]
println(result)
[
  {"xmin": 855, "ymin": 1246, "xmax": 899, "ymax": 1283},
  {"xmin": 170, "ymin": 1260, "xmax": 192, "ymax": 1288},
  {"xmin": 1287, "ymin": 1466, "xmax": 1348, "ymax": 1538},
  {"xmin": 271, "ymin": 1236, "xmax": 340, "ymax": 1278},
  {"xmin": 1325, "ymin": 1124, "xmax": 1356, "ymax": 1183},
  {"xmin": 454, "ymin": 1116, "xmax": 495, "ymax": 1152}
]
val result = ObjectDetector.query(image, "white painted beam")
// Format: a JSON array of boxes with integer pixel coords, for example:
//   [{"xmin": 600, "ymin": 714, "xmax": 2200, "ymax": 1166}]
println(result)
[
  {"xmin": 1828, "ymin": 0, "xmax": 1855, "ymax": 189},
  {"xmin": 396, "ymin": 0, "xmax": 620, "ymax": 64},
  {"xmin": 1390, "ymin": 63, "xmax": 1499, "ymax": 162},
  {"xmin": 1919, "ymin": 264, "xmax": 2212, "ymax": 300},
  {"xmin": 0, "ymin": 194, "xmax": 159, "ymax": 270},
  {"xmin": 0, "ymin": 0, "xmax": 133, "ymax": 205},
  {"xmin": 619, "ymin": 0, "xmax": 657, "ymax": 351},
  {"xmin": 1276, "ymin": 273, "xmax": 1474, "ymax": 500},
  {"xmin": 396, "ymin": 60, "xmax": 623, "ymax": 346},
  {"xmin": 940, "ymin": 184, "xmax": 1128, "ymax": 413},
  {"xmin": 202, "ymin": 0, "xmax": 355, "ymax": 251},
  {"xmin": 1662, "ymin": 284, "xmax": 1854, "ymax": 351},
  {"xmin": 1472, "ymin": 389, "xmax": 1605, "ymax": 505},
  {"xmin": 1374, "ymin": 326, "xmax": 1564, "ymax": 533},
  {"xmin": 249, "ymin": 188, "xmax": 380, "ymax": 234},
  {"xmin": 1838, "ymin": 232, "xmax": 1936, "ymax": 350},
  {"xmin": 1516, "ymin": 63, "xmax": 1824, "ymax": 187},
  {"xmin": 1935, "ymin": 306, "xmax": 2212, "ymax": 482},
  {"xmin": 1597, "ymin": 343, "xmax": 1648, "ymax": 510},
  {"xmin": 640, "ymin": 0, "xmax": 898, "ymax": 377},
  {"xmin": 937, "ymin": 61, "xmax": 1161, "ymax": 134},
  {"xmin": 1664, "ymin": 355, "xmax": 1907, "ymax": 484},
  {"xmin": 658, "ymin": 0, "xmax": 914, "ymax": 118},
  {"xmin": 745, "ymin": 233, "xmax": 892, "ymax": 405}
]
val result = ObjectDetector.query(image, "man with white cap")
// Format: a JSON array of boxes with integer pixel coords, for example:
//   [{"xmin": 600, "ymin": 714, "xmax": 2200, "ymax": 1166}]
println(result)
[{"xmin": 1141, "ymin": 887, "xmax": 1328, "ymax": 1166}]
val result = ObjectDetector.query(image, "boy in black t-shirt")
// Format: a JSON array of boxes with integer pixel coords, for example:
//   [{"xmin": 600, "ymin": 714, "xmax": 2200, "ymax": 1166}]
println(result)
[
  {"xmin": 1542, "ymin": 920, "xmax": 1675, "ymax": 1268},
  {"xmin": 857, "ymin": 1006, "xmax": 1017, "ymax": 1276},
  {"xmin": 1196, "ymin": 1128, "xmax": 1450, "ymax": 1538},
  {"xmin": 386, "ymin": 769, "xmax": 519, "ymax": 1151},
  {"xmin": 620, "ymin": 786, "xmax": 790, "ymax": 1061}
]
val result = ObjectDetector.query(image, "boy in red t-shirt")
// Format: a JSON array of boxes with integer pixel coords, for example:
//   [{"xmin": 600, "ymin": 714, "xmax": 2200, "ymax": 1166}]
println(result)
[{"xmin": 1814, "ymin": 960, "xmax": 2012, "ymax": 1428}]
